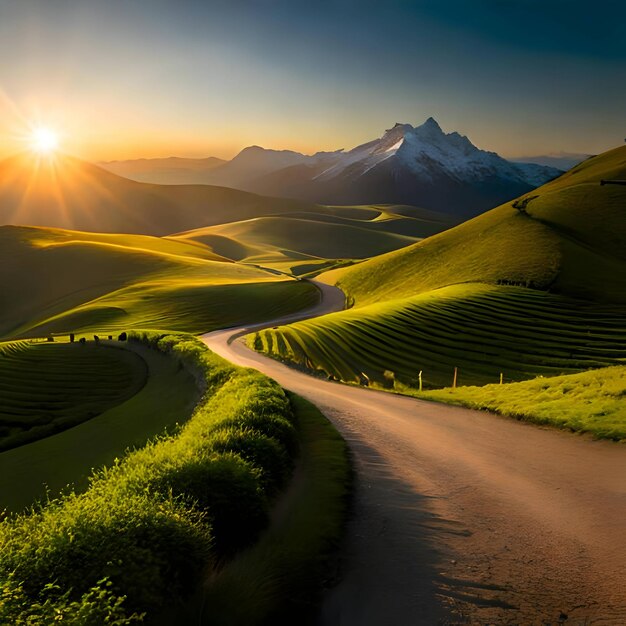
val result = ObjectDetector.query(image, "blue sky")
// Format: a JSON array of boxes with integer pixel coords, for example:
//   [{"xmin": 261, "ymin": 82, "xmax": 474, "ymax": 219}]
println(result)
[{"xmin": 0, "ymin": 0, "xmax": 624, "ymax": 159}]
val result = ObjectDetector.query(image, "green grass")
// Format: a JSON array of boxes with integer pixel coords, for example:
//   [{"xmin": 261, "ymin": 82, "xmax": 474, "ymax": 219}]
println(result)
[
  {"xmin": 0, "ymin": 337, "xmax": 199, "ymax": 513},
  {"xmin": 0, "ymin": 332, "xmax": 300, "ymax": 622},
  {"xmin": 0, "ymin": 225, "xmax": 319, "ymax": 340},
  {"xmin": 417, "ymin": 366, "xmax": 626, "ymax": 440},
  {"xmin": 172, "ymin": 204, "xmax": 456, "ymax": 273},
  {"xmin": 0, "ymin": 340, "xmax": 147, "ymax": 452},
  {"xmin": 189, "ymin": 394, "xmax": 352, "ymax": 626},
  {"xmin": 253, "ymin": 146, "xmax": 626, "ymax": 422},
  {"xmin": 0, "ymin": 333, "xmax": 350, "ymax": 626},
  {"xmin": 251, "ymin": 283, "xmax": 626, "ymax": 389}
]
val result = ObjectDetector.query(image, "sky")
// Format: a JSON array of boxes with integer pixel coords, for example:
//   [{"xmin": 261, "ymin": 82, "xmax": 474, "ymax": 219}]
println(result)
[{"xmin": 0, "ymin": 0, "xmax": 624, "ymax": 160}]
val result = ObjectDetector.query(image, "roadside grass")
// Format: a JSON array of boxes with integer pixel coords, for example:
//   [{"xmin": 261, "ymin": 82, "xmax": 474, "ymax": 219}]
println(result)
[
  {"xmin": 416, "ymin": 366, "xmax": 626, "ymax": 441},
  {"xmin": 195, "ymin": 394, "xmax": 352, "ymax": 626},
  {"xmin": 0, "ymin": 333, "xmax": 349, "ymax": 625},
  {"xmin": 0, "ymin": 337, "xmax": 199, "ymax": 513},
  {"xmin": 251, "ymin": 283, "xmax": 626, "ymax": 389},
  {"xmin": 0, "ymin": 340, "xmax": 147, "ymax": 452}
]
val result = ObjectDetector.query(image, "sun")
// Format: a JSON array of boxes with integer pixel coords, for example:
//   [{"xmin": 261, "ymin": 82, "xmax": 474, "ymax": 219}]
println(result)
[{"xmin": 31, "ymin": 127, "xmax": 60, "ymax": 154}]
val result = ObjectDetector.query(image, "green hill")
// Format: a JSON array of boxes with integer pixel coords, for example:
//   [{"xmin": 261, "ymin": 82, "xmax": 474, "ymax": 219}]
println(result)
[
  {"xmin": 173, "ymin": 204, "xmax": 454, "ymax": 275},
  {"xmin": 252, "ymin": 146, "xmax": 626, "ymax": 393},
  {"xmin": 0, "ymin": 225, "xmax": 318, "ymax": 339},
  {"xmin": 323, "ymin": 145, "xmax": 626, "ymax": 305}
]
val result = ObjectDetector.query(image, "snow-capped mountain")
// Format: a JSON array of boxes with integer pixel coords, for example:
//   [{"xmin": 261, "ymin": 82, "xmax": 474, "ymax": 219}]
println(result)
[
  {"xmin": 239, "ymin": 118, "xmax": 562, "ymax": 217},
  {"xmin": 100, "ymin": 118, "xmax": 562, "ymax": 217}
]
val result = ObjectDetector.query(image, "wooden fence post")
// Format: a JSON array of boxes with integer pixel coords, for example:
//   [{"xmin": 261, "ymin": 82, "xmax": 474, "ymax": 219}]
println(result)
[
  {"xmin": 452, "ymin": 367, "xmax": 458, "ymax": 389},
  {"xmin": 418, "ymin": 370, "xmax": 423, "ymax": 393},
  {"xmin": 500, "ymin": 372, "xmax": 503, "ymax": 385}
]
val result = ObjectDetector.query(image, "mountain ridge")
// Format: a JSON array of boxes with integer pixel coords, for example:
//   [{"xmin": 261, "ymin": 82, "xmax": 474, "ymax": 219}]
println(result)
[{"xmin": 101, "ymin": 118, "xmax": 562, "ymax": 217}]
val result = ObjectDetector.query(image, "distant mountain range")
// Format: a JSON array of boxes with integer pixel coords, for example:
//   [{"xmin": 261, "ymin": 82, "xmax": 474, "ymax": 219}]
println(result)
[
  {"xmin": 509, "ymin": 153, "xmax": 592, "ymax": 171},
  {"xmin": 101, "ymin": 118, "xmax": 563, "ymax": 217},
  {"xmin": 0, "ymin": 153, "xmax": 317, "ymax": 236}
]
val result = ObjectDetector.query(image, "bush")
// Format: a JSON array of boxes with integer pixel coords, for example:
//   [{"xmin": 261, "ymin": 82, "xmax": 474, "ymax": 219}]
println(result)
[
  {"xmin": 0, "ymin": 331, "xmax": 299, "ymax": 622},
  {"xmin": 155, "ymin": 452, "xmax": 268, "ymax": 556},
  {"xmin": 208, "ymin": 427, "xmax": 291, "ymax": 494},
  {"xmin": 0, "ymin": 575, "xmax": 144, "ymax": 625},
  {"xmin": 0, "ymin": 491, "xmax": 212, "ymax": 613}
]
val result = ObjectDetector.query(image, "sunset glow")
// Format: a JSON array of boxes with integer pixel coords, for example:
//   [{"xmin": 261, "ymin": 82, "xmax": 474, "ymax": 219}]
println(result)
[{"xmin": 30, "ymin": 127, "xmax": 59, "ymax": 154}]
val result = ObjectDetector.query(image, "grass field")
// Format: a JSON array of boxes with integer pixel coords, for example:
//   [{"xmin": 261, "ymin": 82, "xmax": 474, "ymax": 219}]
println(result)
[
  {"xmin": 0, "ymin": 225, "xmax": 319, "ymax": 340},
  {"xmin": 172, "ymin": 204, "xmax": 455, "ymax": 275},
  {"xmin": 0, "ymin": 333, "xmax": 349, "ymax": 625},
  {"xmin": 251, "ymin": 283, "xmax": 626, "ymax": 388},
  {"xmin": 418, "ymin": 366, "xmax": 626, "ymax": 440},
  {"xmin": 0, "ymin": 340, "xmax": 147, "ymax": 452},
  {"xmin": 252, "ymin": 146, "xmax": 626, "ymax": 424},
  {"xmin": 0, "ymin": 338, "xmax": 199, "ymax": 512}
]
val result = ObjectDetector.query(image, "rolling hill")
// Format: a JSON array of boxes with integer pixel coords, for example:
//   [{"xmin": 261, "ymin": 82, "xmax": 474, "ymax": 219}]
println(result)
[
  {"xmin": 0, "ymin": 225, "xmax": 318, "ymax": 340},
  {"xmin": 0, "ymin": 153, "xmax": 318, "ymax": 236},
  {"xmin": 252, "ymin": 145, "xmax": 626, "ymax": 388},
  {"xmin": 172, "ymin": 204, "xmax": 455, "ymax": 275}
]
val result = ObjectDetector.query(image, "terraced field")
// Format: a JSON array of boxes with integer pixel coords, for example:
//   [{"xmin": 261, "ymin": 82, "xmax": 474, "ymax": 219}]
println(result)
[
  {"xmin": 252, "ymin": 284, "xmax": 626, "ymax": 388},
  {"xmin": 0, "ymin": 339, "xmax": 199, "ymax": 512},
  {"xmin": 253, "ymin": 146, "xmax": 626, "ymax": 394},
  {"xmin": 0, "ymin": 340, "xmax": 146, "ymax": 451}
]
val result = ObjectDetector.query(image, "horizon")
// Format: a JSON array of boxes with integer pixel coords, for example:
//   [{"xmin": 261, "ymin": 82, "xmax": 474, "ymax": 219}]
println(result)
[{"xmin": 1, "ymin": 0, "xmax": 624, "ymax": 162}]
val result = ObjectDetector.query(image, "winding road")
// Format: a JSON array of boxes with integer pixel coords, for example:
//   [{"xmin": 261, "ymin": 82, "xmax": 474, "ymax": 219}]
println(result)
[{"xmin": 202, "ymin": 281, "xmax": 626, "ymax": 625}]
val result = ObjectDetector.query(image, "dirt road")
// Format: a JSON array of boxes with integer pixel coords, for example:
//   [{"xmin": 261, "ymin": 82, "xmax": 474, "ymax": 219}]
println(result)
[{"xmin": 202, "ymin": 281, "xmax": 626, "ymax": 625}]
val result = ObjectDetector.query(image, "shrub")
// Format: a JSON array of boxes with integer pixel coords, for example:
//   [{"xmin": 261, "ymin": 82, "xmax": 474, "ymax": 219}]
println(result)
[
  {"xmin": 0, "ymin": 575, "xmax": 144, "ymax": 625},
  {"xmin": 154, "ymin": 452, "xmax": 268, "ymax": 556},
  {"xmin": 0, "ymin": 331, "xmax": 299, "ymax": 622},
  {"xmin": 0, "ymin": 491, "xmax": 212, "ymax": 613},
  {"xmin": 208, "ymin": 427, "xmax": 291, "ymax": 494}
]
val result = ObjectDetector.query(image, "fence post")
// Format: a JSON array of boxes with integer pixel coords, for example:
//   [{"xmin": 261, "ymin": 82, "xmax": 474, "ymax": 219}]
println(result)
[
  {"xmin": 418, "ymin": 370, "xmax": 423, "ymax": 393},
  {"xmin": 452, "ymin": 367, "xmax": 458, "ymax": 389},
  {"xmin": 500, "ymin": 372, "xmax": 503, "ymax": 385}
]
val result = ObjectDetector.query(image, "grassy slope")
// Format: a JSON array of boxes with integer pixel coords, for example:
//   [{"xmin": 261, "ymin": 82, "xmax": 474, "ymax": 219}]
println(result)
[
  {"xmin": 418, "ymin": 366, "xmax": 626, "ymax": 440},
  {"xmin": 0, "ymin": 341, "xmax": 147, "ymax": 452},
  {"xmin": 254, "ymin": 146, "xmax": 626, "ymax": 402},
  {"xmin": 0, "ymin": 339, "xmax": 199, "ymax": 512},
  {"xmin": 0, "ymin": 225, "xmax": 319, "ymax": 339},
  {"xmin": 324, "ymin": 145, "xmax": 626, "ymax": 305},
  {"xmin": 172, "ymin": 204, "xmax": 455, "ymax": 275}
]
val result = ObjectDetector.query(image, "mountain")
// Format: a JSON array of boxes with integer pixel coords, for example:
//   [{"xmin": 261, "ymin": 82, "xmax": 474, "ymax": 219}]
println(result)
[
  {"xmin": 206, "ymin": 146, "xmax": 319, "ymax": 186},
  {"xmin": 0, "ymin": 153, "xmax": 318, "ymax": 236},
  {"xmin": 98, "ymin": 119, "xmax": 561, "ymax": 218},
  {"xmin": 510, "ymin": 153, "xmax": 592, "ymax": 171},
  {"xmin": 100, "ymin": 156, "xmax": 226, "ymax": 184},
  {"xmin": 243, "ymin": 118, "xmax": 562, "ymax": 217},
  {"xmin": 253, "ymin": 145, "xmax": 626, "ymax": 387},
  {"xmin": 328, "ymin": 144, "xmax": 626, "ymax": 305}
]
